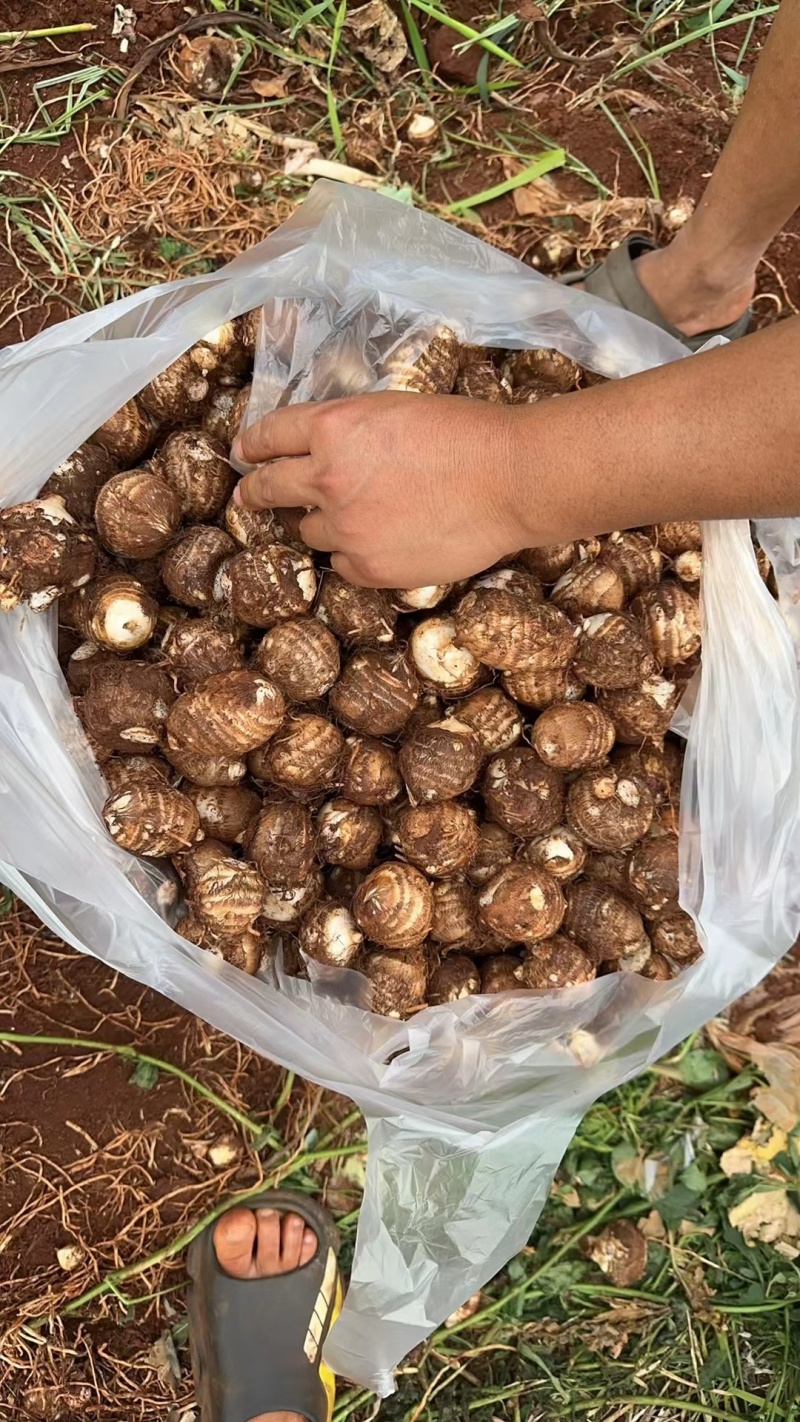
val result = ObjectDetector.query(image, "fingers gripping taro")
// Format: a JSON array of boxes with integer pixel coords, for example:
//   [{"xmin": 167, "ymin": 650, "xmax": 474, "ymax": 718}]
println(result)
[{"xmin": 1, "ymin": 183, "xmax": 799, "ymax": 1396}]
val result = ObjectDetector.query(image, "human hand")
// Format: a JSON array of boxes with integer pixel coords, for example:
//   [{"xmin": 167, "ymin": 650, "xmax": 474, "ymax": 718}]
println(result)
[{"xmin": 232, "ymin": 392, "xmax": 532, "ymax": 588}]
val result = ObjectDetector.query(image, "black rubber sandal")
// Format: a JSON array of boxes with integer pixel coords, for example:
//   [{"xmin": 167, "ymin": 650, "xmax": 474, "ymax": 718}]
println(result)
[
  {"xmin": 562, "ymin": 235, "xmax": 752, "ymax": 352},
  {"xmin": 187, "ymin": 1191, "xmax": 343, "ymax": 1422}
]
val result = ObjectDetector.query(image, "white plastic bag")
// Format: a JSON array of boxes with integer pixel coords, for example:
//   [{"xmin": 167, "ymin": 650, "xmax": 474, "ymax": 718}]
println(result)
[{"xmin": 2, "ymin": 180, "xmax": 800, "ymax": 1394}]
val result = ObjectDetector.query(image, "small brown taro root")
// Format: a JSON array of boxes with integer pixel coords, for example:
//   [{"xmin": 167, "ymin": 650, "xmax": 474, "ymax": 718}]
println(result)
[
  {"xmin": 599, "ymin": 674, "xmax": 679, "ymax": 743},
  {"xmin": 428, "ymin": 954, "xmax": 481, "ymax": 1004},
  {"xmin": 532, "ymin": 703, "xmax": 615, "ymax": 772},
  {"xmin": 473, "ymin": 567, "xmax": 543, "ymax": 604},
  {"xmin": 632, "ymin": 582, "xmax": 701, "ymax": 668},
  {"xmin": 408, "ymin": 617, "xmax": 484, "ymax": 697},
  {"xmin": 573, "ymin": 613, "xmax": 653, "ymax": 690},
  {"xmin": 67, "ymin": 641, "xmax": 117, "ymax": 694},
  {"xmin": 250, "ymin": 715, "xmax": 344, "ymax": 795},
  {"xmin": 601, "ymin": 531, "xmax": 663, "ymax": 599},
  {"xmin": 455, "ymin": 357, "xmax": 508, "ymax": 403},
  {"xmin": 252, "ymin": 617, "xmax": 340, "ymax": 703},
  {"xmin": 316, "ymin": 573, "xmax": 396, "ymax": 646},
  {"xmin": 567, "ymin": 767, "xmax": 654, "ymax": 851},
  {"xmin": 167, "ymin": 669, "xmax": 284, "ymax": 756},
  {"xmin": 91, "ymin": 398, "xmax": 155, "ymax": 465},
  {"xmin": 82, "ymin": 661, "xmax": 175, "ymax": 753},
  {"xmin": 185, "ymin": 784, "xmax": 262, "ymax": 845},
  {"xmin": 95, "ymin": 471, "xmax": 181, "ymax": 560},
  {"xmin": 262, "ymin": 873, "xmax": 323, "ymax": 927},
  {"xmin": 430, "ymin": 877, "xmax": 479, "ymax": 947},
  {"xmin": 340, "ymin": 736, "xmax": 402, "ymax": 806},
  {"xmin": 503, "ymin": 348, "xmax": 580, "ymax": 394},
  {"xmin": 612, "ymin": 740, "xmax": 683, "ymax": 804},
  {"xmin": 651, "ymin": 908, "xmax": 702, "ymax": 964},
  {"xmin": 550, "ymin": 559, "xmax": 625, "ymax": 617},
  {"xmin": 674, "ymin": 549, "xmax": 702, "ymax": 585},
  {"xmin": 478, "ymin": 863, "xmax": 565, "ymax": 944},
  {"xmin": 517, "ymin": 935, "xmax": 595, "ymax": 990},
  {"xmin": 245, "ymin": 801, "xmax": 316, "ymax": 887},
  {"xmin": 160, "ymin": 526, "xmax": 236, "ymax": 608},
  {"xmin": 173, "ymin": 34, "xmax": 239, "ymax": 97},
  {"xmin": 174, "ymin": 838, "xmax": 233, "ymax": 890},
  {"xmin": 316, "ymin": 798, "xmax": 382, "ymax": 869},
  {"xmin": 502, "ymin": 664, "xmax": 586, "ymax": 711},
  {"xmin": 399, "ymin": 720, "xmax": 483, "ymax": 803},
  {"xmin": 269, "ymin": 507, "xmax": 310, "ymax": 552},
  {"xmin": 155, "ymin": 603, "xmax": 190, "ymax": 640},
  {"xmin": 446, "ymin": 687, "xmax": 523, "ymax": 755},
  {"xmin": 103, "ymin": 754, "xmax": 172, "ymax": 796},
  {"xmin": 516, "ymin": 543, "xmax": 576, "ymax": 583},
  {"xmin": 125, "ymin": 557, "xmax": 167, "ymax": 603},
  {"xmin": 330, "ymin": 647, "xmax": 420, "ymax": 736},
  {"xmin": 167, "ymin": 744, "xmax": 247, "ymax": 787},
  {"xmin": 362, "ymin": 948, "xmax": 428, "ymax": 1017},
  {"xmin": 325, "ymin": 866, "xmax": 366, "ymax": 906},
  {"xmin": 188, "ymin": 323, "xmax": 250, "ymax": 378},
  {"xmin": 177, "ymin": 915, "xmax": 266, "ymax": 976},
  {"xmin": 627, "ymin": 834, "xmax": 679, "ymax": 919},
  {"xmin": 382, "ymin": 324, "xmax": 460, "ymax": 394},
  {"xmin": 189, "ymin": 859, "xmax": 266, "ymax": 936},
  {"xmin": 583, "ymin": 850, "xmax": 631, "ymax": 896},
  {"xmin": 299, "ymin": 899, "xmax": 364, "ymax": 968},
  {"xmin": 481, "ymin": 954, "xmax": 523, "ymax": 993},
  {"xmin": 483, "ymin": 748, "xmax": 565, "ymax": 838},
  {"xmin": 653, "ymin": 521, "xmax": 702, "ymax": 556},
  {"xmin": 158, "ymin": 429, "xmax": 235, "ymax": 521},
  {"xmin": 393, "ymin": 585, "xmax": 452, "ymax": 612},
  {"xmin": 42, "ymin": 443, "xmax": 116, "ymax": 525},
  {"xmin": 72, "ymin": 574, "xmax": 158, "ymax": 652},
  {"xmin": 406, "ymin": 692, "xmax": 444, "ymax": 737},
  {"xmin": 466, "ymin": 821, "xmax": 515, "ymax": 886},
  {"xmin": 641, "ymin": 951, "xmax": 674, "ymax": 981},
  {"xmin": 215, "ymin": 545, "xmax": 316, "ymax": 628},
  {"xmin": 564, "ymin": 880, "xmax": 648, "ymax": 963},
  {"xmin": 608, "ymin": 934, "xmax": 653, "ymax": 975},
  {"xmin": 103, "ymin": 783, "xmax": 202, "ymax": 857},
  {"xmin": 203, "ymin": 381, "xmax": 245, "ymax": 447},
  {"xmin": 588, "ymin": 1221, "xmax": 647, "ymax": 1288},
  {"xmin": 161, "ymin": 617, "xmax": 245, "ymax": 690},
  {"xmin": 223, "ymin": 493, "xmax": 277, "ymax": 551},
  {"xmin": 353, "ymin": 862, "xmax": 434, "ymax": 949},
  {"xmin": 0, "ymin": 497, "xmax": 96, "ymax": 612},
  {"xmin": 138, "ymin": 353, "xmax": 213, "ymax": 424},
  {"xmin": 523, "ymin": 827, "xmax": 587, "ymax": 882},
  {"xmin": 455, "ymin": 590, "xmax": 574, "ymax": 673},
  {"xmin": 396, "ymin": 801, "xmax": 479, "ymax": 878}
]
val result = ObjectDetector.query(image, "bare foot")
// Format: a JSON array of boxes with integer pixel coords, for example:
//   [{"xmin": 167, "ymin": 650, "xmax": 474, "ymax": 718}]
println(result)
[
  {"xmin": 632, "ymin": 239, "xmax": 755, "ymax": 338},
  {"xmin": 213, "ymin": 1206, "xmax": 319, "ymax": 1422}
]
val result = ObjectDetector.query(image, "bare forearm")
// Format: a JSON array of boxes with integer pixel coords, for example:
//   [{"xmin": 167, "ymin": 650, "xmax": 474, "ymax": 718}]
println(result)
[{"xmin": 511, "ymin": 315, "xmax": 800, "ymax": 545}]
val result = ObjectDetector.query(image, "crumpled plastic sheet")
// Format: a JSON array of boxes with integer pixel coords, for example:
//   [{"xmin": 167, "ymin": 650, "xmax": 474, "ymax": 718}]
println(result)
[{"xmin": 1, "ymin": 180, "xmax": 800, "ymax": 1394}]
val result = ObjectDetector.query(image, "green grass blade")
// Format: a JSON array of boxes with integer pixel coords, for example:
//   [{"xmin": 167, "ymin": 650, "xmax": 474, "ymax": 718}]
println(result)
[
  {"xmin": 0, "ymin": 24, "xmax": 95, "ymax": 41},
  {"xmin": 614, "ymin": 4, "xmax": 779, "ymax": 78},
  {"xmin": 399, "ymin": 0, "xmax": 431, "ymax": 72},
  {"xmin": 598, "ymin": 100, "xmax": 660, "ymax": 201},
  {"xmin": 407, "ymin": 0, "xmax": 523, "ymax": 68},
  {"xmin": 445, "ymin": 146, "xmax": 565, "ymax": 213}
]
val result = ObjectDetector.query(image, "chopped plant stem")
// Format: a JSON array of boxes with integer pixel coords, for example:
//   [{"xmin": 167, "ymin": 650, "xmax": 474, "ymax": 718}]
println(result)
[
  {"xmin": 0, "ymin": 1030, "xmax": 272, "ymax": 1141},
  {"xmin": 57, "ymin": 1137, "xmax": 366, "ymax": 1317},
  {"xmin": 0, "ymin": 24, "xmax": 95, "ymax": 42}
]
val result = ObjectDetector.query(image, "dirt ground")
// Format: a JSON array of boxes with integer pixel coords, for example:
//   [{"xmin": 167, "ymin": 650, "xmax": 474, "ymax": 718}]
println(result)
[{"xmin": 1, "ymin": 0, "xmax": 798, "ymax": 346}]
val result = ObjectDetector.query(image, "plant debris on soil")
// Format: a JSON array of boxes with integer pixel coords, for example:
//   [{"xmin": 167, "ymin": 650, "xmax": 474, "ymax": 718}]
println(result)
[{"xmin": 2, "ymin": 1, "xmax": 800, "ymax": 1417}]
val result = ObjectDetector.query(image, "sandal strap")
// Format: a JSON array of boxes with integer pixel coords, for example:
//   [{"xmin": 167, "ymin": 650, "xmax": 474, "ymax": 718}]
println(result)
[
  {"xmin": 187, "ymin": 1191, "xmax": 342, "ymax": 1422},
  {"xmin": 569, "ymin": 236, "xmax": 751, "ymax": 351}
]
